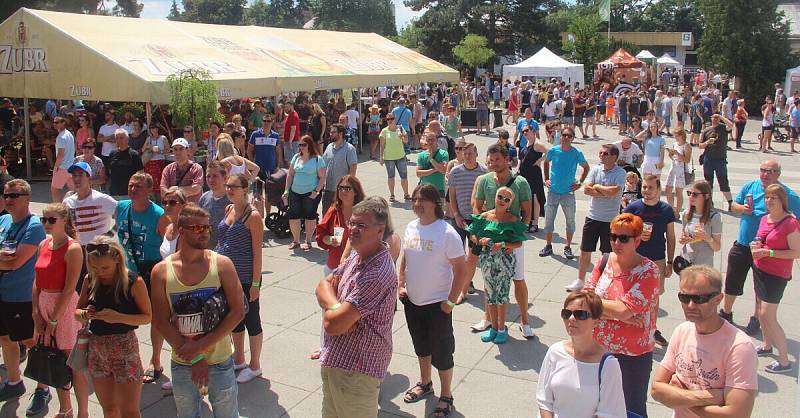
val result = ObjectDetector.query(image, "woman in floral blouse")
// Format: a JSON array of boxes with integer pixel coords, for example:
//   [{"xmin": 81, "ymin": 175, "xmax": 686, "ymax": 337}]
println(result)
[{"xmin": 584, "ymin": 213, "xmax": 660, "ymax": 418}]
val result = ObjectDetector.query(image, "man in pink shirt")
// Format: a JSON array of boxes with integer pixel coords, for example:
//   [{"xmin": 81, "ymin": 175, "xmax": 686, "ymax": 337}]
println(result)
[
  {"xmin": 283, "ymin": 101, "xmax": 301, "ymax": 165},
  {"xmin": 651, "ymin": 265, "xmax": 758, "ymax": 418}
]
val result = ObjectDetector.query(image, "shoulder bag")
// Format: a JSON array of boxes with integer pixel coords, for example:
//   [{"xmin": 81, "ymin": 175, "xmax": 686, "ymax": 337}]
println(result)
[
  {"xmin": 684, "ymin": 143, "xmax": 695, "ymax": 185},
  {"xmin": 598, "ymin": 353, "xmax": 644, "ymax": 418}
]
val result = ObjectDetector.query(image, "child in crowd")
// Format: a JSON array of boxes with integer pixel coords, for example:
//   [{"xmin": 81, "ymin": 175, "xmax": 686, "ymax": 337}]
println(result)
[{"xmin": 621, "ymin": 171, "xmax": 641, "ymax": 210}]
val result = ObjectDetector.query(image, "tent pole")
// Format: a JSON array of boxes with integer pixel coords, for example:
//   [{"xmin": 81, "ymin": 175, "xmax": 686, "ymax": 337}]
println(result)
[
  {"xmin": 357, "ymin": 88, "xmax": 363, "ymax": 153},
  {"xmin": 24, "ymin": 97, "xmax": 31, "ymax": 179}
]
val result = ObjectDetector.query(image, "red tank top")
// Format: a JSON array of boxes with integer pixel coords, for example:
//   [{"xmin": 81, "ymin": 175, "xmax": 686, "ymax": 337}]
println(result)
[{"xmin": 34, "ymin": 237, "xmax": 74, "ymax": 290}]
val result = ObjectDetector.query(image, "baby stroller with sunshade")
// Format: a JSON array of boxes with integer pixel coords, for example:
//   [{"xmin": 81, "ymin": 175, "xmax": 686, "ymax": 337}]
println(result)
[{"xmin": 263, "ymin": 168, "xmax": 291, "ymax": 239}]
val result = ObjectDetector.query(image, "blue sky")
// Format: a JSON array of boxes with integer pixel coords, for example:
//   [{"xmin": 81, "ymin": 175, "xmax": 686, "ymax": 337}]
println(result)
[{"xmin": 138, "ymin": 0, "xmax": 423, "ymax": 29}]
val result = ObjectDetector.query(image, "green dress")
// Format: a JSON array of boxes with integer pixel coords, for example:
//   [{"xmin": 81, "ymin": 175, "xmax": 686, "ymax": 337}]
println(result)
[{"xmin": 466, "ymin": 215, "xmax": 528, "ymax": 304}]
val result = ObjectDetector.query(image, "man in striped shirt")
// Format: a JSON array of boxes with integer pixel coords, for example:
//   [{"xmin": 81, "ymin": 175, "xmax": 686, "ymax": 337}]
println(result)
[{"xmin": 316, "ymin": 199, "xmax": 397, "ymax": 418}]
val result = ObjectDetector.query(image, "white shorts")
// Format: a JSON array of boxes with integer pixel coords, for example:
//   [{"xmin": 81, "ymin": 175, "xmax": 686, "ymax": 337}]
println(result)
[
  {"xmin": 640, "ymin": 156, "xmax": 662, "ymax": 176},
  {"xmin": 665, "ymin": 162, "xmax": 687, "ymax": 189},
  {"xmin": 513, "ymin": 246, "xmax": 524, "ymax": 281}
]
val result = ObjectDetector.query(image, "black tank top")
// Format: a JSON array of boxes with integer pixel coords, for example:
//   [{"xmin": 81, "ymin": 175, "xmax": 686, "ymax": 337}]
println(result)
[
  {"xmin": 88, "ymin": 272, "xmax": 141, "ymax": 336},
  {"xmin": 519, "ymin": 147, "xmax": 543, "ymax": 179}
]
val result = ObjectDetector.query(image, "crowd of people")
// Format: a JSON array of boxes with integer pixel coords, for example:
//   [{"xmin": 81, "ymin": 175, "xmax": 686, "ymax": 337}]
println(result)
[{"xmin": 0, "ymin": 73, "xmax": 794, "ymax": 418}]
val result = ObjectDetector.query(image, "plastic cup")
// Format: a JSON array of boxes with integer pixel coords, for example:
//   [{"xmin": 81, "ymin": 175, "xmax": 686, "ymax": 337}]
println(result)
[
  {"xmin": 333, "ymin": 227, "xmax": 344, "ymax": 240},
  {"xmin": 643, "ymin": 222, "xmax": 654, "ymax": 233},
  {"xmin": 1, "ymin": 241, "xmax": 17, "ymax": 255},
  {"xmin": 152, "ymin": 145, "xmax": 160, "ymax": 153}
]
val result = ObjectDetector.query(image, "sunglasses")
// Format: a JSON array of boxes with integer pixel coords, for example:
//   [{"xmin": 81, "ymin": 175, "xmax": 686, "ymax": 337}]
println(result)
[
  {"xmin": 86, "ymin": 243, "xmax": 112, "ymax": 255},
  {"xmin": 610, "ymin": 233, "xmax": 634, "ymax": 243},
  {"xmin": 455, "ymin": 146, "xmax": 464, "ymax": 151},
  {"xmin": 163, "ymin": 199, "xmax": 181, "ymax": 206},
  {"xmin": 3, "ymin": 193, "xmax": 28, "ymax": 199},
  {"xmin": 496, "ymin": 195, "xmax": 513, "ymax": 203},
  {"xmin": 686, "ymin": 191, "xmax": 705, "ymax": 197},
  {"xmin": 560, "ymin": 309, "xmax": 592, "ymax": 320},
  {"xmin": 182, "ymin": 224, "xmax": 212, "ymax": 234},
  {"xmin": 83, "ymin": 144, "xmax": 95, "ymax": 149},
  {"xmin": 599, "ymin": 151, "xmax": 610, "ymax": 156},
  {"xmin": 337, "ymin": 185, "xmax": 353, "ymax": 192},
  {"xmin": 677, "ymin": 292, "xmax": 719, "ymax": 304},
  {"xmin": 561, "ymin": 134, "xmax": 573, "ymax": 138},
  {"xmin": 760, "ymin": 168, "xmax": 779, "ymax": 175},
  {"xmin": 298, "ymin": 143, "xmax": 309, "ymax": 148},
  {"xmin": 39, "ymin": 216, "xmax": 59, "ymax": 225}
]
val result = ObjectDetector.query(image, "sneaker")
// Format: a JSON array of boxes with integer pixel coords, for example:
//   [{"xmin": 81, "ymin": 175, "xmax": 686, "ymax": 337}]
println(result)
[
  {"xmin": 565, "ymin": 278, "xmax": 585, "ymax": 292},
  {"xmin": 519, "ymin": 323, "xmax": 535, "ymax": 339},
  {"xmin": 161, "ymin": 381, "xmax": 173, "ymax": 390},
  {"xmin": 654, "ymin": 330, "xmax": 669, "ymax": 347},
  {"xmin": 235, "ymin": 367, "xmax": 263, "ymax": 383},
  {"xmin": 480, "ymin": 328, "xmax": 498, "ymax": 343},
  {"xmin": 718, "ymin": 309, "xmax": 733, "ymax": 324},
  {"xmin": 467, "ymin": 282, "xmax": 478, "ymax": 295},
  {"xmin": 563, "ymin": 246, "xmax": 575, "ymax": 260},
  {"xmin": 0, "ymin": 381, "xmax": 25, "ymax": 402},
  {"xmin": 765, "ymin": 361, "xmax": 793, "ymax": 374},
  {"xmin": 539, "ymin": 245, "xmax": 553, "ymax": 257},
  {"xmin": 756, "ymin": 346, "xmax": 774, "ymax": 357},
  {"xmin": 493, "ymin": 329, "xmax": 509, "ymax": 344},
  {"xmin": 234, "ymin": 362, "xmax": 248, "ymax": 371},
  {"xmin": 744, "ymin": 316, "xmax": 760, "ymax": 336},
  {"xmin": 471, "ymin": 319, "xmax": 492, "ymax": 332},
  {"xmin": 25, "ymin": 387, "xmax": 51, "ymax": 416}
]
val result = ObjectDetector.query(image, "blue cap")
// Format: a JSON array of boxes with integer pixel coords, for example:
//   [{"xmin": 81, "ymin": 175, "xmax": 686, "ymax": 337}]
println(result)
[{"xmin": 68, "ymin": 161, "xmax": 92, "ymax": 177}]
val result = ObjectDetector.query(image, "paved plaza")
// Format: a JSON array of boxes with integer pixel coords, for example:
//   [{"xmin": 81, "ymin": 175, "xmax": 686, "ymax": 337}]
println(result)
[{"xmin": 6, "ymin": 119, "xmax": 800, "ymax": 417}]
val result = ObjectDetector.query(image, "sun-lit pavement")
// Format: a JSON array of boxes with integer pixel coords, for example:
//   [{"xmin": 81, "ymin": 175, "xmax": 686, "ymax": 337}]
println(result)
[{"xmin": 12, "ymin": 116, "xmax": 800, "ymax": 417}]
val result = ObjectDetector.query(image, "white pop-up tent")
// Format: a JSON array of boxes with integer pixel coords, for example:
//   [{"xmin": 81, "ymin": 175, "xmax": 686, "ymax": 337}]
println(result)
[
  {"xmin": 657, "ymin": 53, "xmax": 680, "ymax": 67},
  {"xmin": 635, "ymin": 50, "xmax": 657, "ymax": 60},
  {"xmin": 785, "ymin": 65, "xmax": 800, "ymax": 94},
  {"xmin": 503, "ymin": 47, "xmax": 585, "ymax": 87}
]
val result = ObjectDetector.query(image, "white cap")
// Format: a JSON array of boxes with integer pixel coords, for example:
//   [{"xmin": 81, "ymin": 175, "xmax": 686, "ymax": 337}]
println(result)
[{"xmin": 172, "ymin": 138, "xmax": 190, "ymax": 148}]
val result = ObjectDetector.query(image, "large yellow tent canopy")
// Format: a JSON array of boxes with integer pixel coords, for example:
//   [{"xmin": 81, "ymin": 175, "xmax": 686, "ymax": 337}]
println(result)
[{"xmin": 0, "ymin": 8, "xmax": 459, "ymax": 103}]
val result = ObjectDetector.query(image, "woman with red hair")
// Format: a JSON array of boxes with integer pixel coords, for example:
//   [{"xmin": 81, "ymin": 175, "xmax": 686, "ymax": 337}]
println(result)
[{"xmin": 584, "ymin": 213, "xmax": 661, "ymax": 418}]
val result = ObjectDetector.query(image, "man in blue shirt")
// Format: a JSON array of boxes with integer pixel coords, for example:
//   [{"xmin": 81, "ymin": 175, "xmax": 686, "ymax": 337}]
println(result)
[
  {"xmin": 791, "ymin": 99, "xmax": 800, "ymax": 153},
  {"xmin": 392, "ymin": 98, "xmax": 413, "ymax": 154},
  {"xmin": 0, "ymin": 179, "xmax": 47, "ymax": 408},
  {"xmin": 514, "ymin": 107, "xmax": 540, "ymax": 148},
  {"xmin": 540, "ymin": 127, "xmax": 589, "ymax": 259},
  {"xmin": 248, "ymin": 115, "xmax": 280, "ymax": 216},
  {"xmin": 720, "ymin": 160, "xmax": 800, "ymax": 334}
]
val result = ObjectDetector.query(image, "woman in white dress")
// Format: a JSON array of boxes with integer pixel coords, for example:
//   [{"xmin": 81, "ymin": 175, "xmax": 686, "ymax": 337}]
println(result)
[{"xmin": 665, "ymin": 130, "xmax": 692, "ymax": 216}]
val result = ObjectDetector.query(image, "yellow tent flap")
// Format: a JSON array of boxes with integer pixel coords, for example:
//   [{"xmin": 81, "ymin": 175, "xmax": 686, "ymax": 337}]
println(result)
[{"xmin": 0, "ymin": 8, "xmax": 459, "ymax": 103}]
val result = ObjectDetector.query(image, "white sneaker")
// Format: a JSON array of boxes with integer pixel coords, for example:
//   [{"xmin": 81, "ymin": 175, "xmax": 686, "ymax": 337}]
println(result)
[
  {"xmin": 471, "ymin": 319, "xmax": 492, "ymax": 332},
  {"xmin": 234, "ymin": 362, "xmax": 248, "ymax": 371},
  {"xmin": 519, "ymin": 324, "xmax": 535, "ymax": 339},
  {"xmin": 236, "ymin": 367, "xmax": 263, "ymax": 383},
  {"xmin": 565, "ymin": 279, "xmax": 585, "ymax": 291},
  {"xmin": 161, "ymin": 381, "xmax": 173, "ymax": 390}
]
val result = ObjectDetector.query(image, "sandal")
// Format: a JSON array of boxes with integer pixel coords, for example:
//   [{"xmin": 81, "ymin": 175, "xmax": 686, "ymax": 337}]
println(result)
[
  {"xmin": 52, "ymin": 409, "xmax": 73, "ymax": 418},
  {"xmin": 301, "ymin": 242, "xmax": 311, "ymax": 251},
  {"xmin": 142, "ymin": 367, "xmax": 163, "ymax": 384},
  {"xmin": 403, "ymin": 381, "xmax": 434, "ymax": 403},
  {"xmin": 389, "ymin": 195, "xmax": 396, "ymax": 202},
  {"xmin": 404, "ymin": 194, "xmax": 412, "ymax": 201},
  {"xmin": 288, "ymin": 242, "xmax": 300, "ymax": 250},
  {"xmin": 431, "ymin": 396, "xmax": 454, "ymax": 417}
]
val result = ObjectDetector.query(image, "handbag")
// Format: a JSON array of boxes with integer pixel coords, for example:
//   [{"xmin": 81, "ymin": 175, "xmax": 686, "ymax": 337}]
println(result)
[
  {"xmin": 24, "ymin": 336, "xmax": 72, "ymax": 388},
  {"xmin": 599, "ymin": 353, "xmax": 645, "ymax": 418},
  {"xmin": 66, "ymin": 327, "xmax": 90, "ymax": 371},
  {"xmin": 684, "ymin": 144, "xmax": 695, "ymax": 185}
]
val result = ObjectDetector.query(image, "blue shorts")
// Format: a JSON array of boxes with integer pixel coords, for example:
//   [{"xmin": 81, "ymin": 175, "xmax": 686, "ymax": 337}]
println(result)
[{"xmin": 384, "ymin": 158, "xmax": 408, "ymax": 179}]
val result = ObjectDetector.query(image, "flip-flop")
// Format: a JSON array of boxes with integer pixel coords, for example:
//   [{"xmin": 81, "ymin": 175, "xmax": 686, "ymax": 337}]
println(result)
[{"xmin": 142, "ymin": 367, "xmax": 163, "ymax": 384}]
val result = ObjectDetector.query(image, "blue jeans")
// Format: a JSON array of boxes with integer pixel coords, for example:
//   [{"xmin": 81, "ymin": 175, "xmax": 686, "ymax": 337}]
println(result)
[
  {"xmin": 283, "ymin": 140, "xmax": 300, "ymax": 166},
  {"xmin": 171, "ymin": 357, "xmax": 238, "ymax": 418},
  {"xmin": 543, "ymin": 191, "xmax": 577, "ymax": 234}
]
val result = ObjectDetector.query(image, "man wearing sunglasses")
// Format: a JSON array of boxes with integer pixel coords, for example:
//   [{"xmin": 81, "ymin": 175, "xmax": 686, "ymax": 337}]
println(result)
[
  {"xmin": 721, "ymin": 160, "xmax": 800, "ymax": 334},
  {"xmin": 652, "ymin": 265, "xmax": 757, "ymax": 417},
  {"xmin": 321, "ymin": 123, "xmax": 358, "ymax": 214},
  {"xmin": 0, "ymin": 180, "xmax": 46, "ymax": 403}
]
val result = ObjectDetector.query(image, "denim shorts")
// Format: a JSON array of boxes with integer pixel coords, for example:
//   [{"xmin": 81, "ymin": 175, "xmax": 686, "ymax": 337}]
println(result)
[
  {"xmin": 288, "ymin": 190, "xmax": 321, "ymax": 220},
  {"xmin": 171, "ymin": 357, "xmax": 238, "ymax": 418},
  {"xmin": 543, "ymin": 191, "xmax": 577, "ymax": 234},
  {"xmin": 384, "ymin": 158, "xmax": 408, "ymax": 179}
]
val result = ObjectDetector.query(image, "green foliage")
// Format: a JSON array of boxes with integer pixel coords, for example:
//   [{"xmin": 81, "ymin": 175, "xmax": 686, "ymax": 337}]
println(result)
[
  {"xmin": 165, "ymin": 69, "xmax": 224, "ymax": 139},
  {"xmin": 698, "ymin": 0, "xmax": 797, "ymax": 109},
  {"xmin": 561, "ymin": 11, "xmax": 642, "ymax": 80},
  {"xmin": 1, "ymin": 0, "xmax": 142, "ymax": 22},
  {"xmin": 243, "ymin": 0, "xmax": 269, "ymax": 25},
  {"xmin": 251, "ymin": 0, "xmax": 308, "ymax": 28},
  {"xmin": 392, "ymin": 19, "xmax": 421, "ymax": 49},
  {"xmin": 112, "ymin": 0, "xmax": 143, "ymax": 17},
  {"xmin": 312, "ymin": 0, "xmax": 397, "ymax": 36},
  {"xmin": 117, "ymin": 103, "xmax": 144, "ymax": 121},
  {"xmin": 167, "ymin": 0, "xmax": 181, "ymax": 20},
  {"xmin": 180, "ymin": 0, "xmax": 246, "ymax": 25},
  {"xmin": 453, "ymin": 34, "xmax": 495, "ymax": 70}
]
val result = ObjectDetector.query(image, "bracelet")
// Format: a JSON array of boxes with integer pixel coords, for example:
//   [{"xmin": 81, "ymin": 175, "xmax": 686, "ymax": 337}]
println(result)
[
  {"xmin": 445, "ymin": 300, "xmax": 456, "ymax": 308},
  {"xmin": 770, "ymin": 249, "xmax": 775, "ymax": 257},
  {"xmin": 328, "ymin": 303, "xmax": 342, "ymax": 312},
  {"xmin": 251, "ymin": 281, "xmax": 261, "ymax": 288},
  {"xmin": 190, "ymin": 354, "xmax": 205, "ymax": 365},
  {"xmin": 49, "ymin": 319, "xmax": 58, "ymax": 325}
]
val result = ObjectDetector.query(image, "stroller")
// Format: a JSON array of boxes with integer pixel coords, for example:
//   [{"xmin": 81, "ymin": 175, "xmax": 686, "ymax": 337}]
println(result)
[
  {"xmin": 263, "ymin": 169, "xmax": 291, "ymax": 239},
  {"xmin": 771, "ymin": 110, "xmax": 791, "ymax": 142}
]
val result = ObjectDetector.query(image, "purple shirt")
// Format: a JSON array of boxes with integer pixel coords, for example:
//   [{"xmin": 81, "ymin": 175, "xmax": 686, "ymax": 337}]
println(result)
[{"xmin": 320, "ymin": 246, "xmax": 397, "ymax": 379}]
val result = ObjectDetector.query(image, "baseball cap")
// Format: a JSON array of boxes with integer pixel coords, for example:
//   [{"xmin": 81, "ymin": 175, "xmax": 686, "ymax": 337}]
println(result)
[
  {"xmin": 172, "ymin": 138, "xmax": 190, "ymax": 148},
  {"xmin": 68, "ymin": 161, "xmax": 92, "ymax": 177}
]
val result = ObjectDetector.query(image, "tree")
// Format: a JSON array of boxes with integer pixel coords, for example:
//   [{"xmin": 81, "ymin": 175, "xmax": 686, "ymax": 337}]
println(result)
[
  {"xmin": 1, "ymin": 0, "xmax": 140, "ymax": 22},
  {"xmin": 562, "ymin": 13, "xmax": 604, "ymax": 79},
  {"xmin": 167, "ymin": 0, "xmax": 181, "ymax": 20},
  {"xmin": 312, "ymin": 0, "xmax": 396, "ymax": 36},
  {"xmin": 165, "ymin": 69, "xmax": 225, "ymax": 145},
  {"xmin": 392, "ymin": 19, "xmax": 422, "ymax": 49},
  {"xmin": 111, "ymin": 0, "xmax": 143, "ymax": 16},
  {"xmin": 698, "ymin": 0, "xmax": 796, "ymax": 109},
  {"xmin": 243, "ymin": 0, "xmax": 268, "ymax": 25},
  {"xmin": 180, "ymin": 0, "xmax": 246, "ymax": 25},
  {"xmin": 453, "ymin": 34, "xmax": 495, "ymax": 76}
]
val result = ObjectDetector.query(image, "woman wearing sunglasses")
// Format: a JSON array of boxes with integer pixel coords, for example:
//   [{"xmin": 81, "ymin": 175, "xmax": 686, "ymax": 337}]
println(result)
[
  {"xmin": 73, "ymin": 141, "xmax": 107, "ymax": 190},
  {"xmin": 584, "ymin": 213, "xmax": 660, "ymax": 418},
  {"xmin": 158, "ymin": 187, "xmax": 187, "ymax": 260},
  {"xmin": 75, "ymin": 236, "xmax": 151, "ymax": 418},
  {"xmin": 467, "ymin": 186, "xmax": 527, "ymax": 344},
  {"xmin": 678, "ymin": 180, "xmax": 722, "ymax": 270},
  {"xmin": 32, "ymin": 203, "xmax": 88, "ymax": 418},
  {"xmin": 537, "ymin": 291, "xmax": 626, "ymax": 418},
  {"xmin": 217, "ymin": 173, "xmax": 264, "ymax": 383},
  {"xmin": 284, "ymin": 135, "xmax": 327, "ymax": 251}
]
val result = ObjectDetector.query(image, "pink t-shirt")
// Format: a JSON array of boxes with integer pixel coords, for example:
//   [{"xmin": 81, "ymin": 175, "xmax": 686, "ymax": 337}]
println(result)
[
  {"xmin": 754, "ymin": 215, "xmax": 799, "ymax": 279},
  {"xmin": 660, "ymin": 321, "xmax": 758, "ymax": 418},
  {"xmin": 76, "ymin": 128, "xmax": 92, "ymax": 149}
]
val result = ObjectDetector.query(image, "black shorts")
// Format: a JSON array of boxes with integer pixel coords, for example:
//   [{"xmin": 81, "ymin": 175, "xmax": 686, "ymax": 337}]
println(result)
[
  {"xmin": 401, "ymin": 298, "xmax": 455, "ymax": 370},
  {"xmin": 0, "ymin": 301, "xmax": 34, "ymax": 342},
  {"xmin": 724, "ymin": 242, "xmax": 752, "ymax": 296},
  {"xmin": 762, "ymin": 125, "xmax": 773, "ymax": 133},
  {"xmin": 287, "ymin": 190, "xmax": 320, "ymax": 220},
  {"xmin": 753, "ymin": 267, "xmax": 789, "ymax": 304},
  {"xmin": 580, "ymin": 218, "xmax": 612, "ymax": 253},
  {"xmin": 233, "ymin": 283, "xmax": 262, "ymax": 335}
]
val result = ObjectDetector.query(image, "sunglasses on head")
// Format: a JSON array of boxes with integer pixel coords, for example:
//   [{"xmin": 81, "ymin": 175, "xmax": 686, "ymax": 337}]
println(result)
[
  {"xmin": 3, "ymin": 192, "xmax": 27, "ymax": 199},
  {"xmin": 182, "ymin": 224, "xmax": 212, "ymax": 234},
  {"xmin": 86, "ymin": 243, "xmax": 112, "ymax": 255},
  {"xmin": 610, "ymin": 233, "xmax": 633, "ymax": 243},
  {"xmin": 39, "ymin": 216, "xmax": 59, "ymax": 225},
  {"xmin": 677, "ymin": 292, "xmax": 719, "ymax": 304},
  {"xmin": 560, "ymin": 309, "xmax": 592, "ymax": 320}
]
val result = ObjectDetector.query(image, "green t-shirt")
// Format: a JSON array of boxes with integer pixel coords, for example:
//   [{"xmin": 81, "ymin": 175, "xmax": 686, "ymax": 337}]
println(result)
[
  {"xmin": 380, "ymin": 126, "xmax": 406, "ymax": 161},
  {"xmin": 417, "ymin": 149, "xmax": 449, "ymax": 192},
  {"xmin": 444, "ymin": 116, "xmax": 461, "ymax": 138},
  {"xmin": 474, "ymin": 172, "xmax": 533, "ymax": 218},
  {"xmin": 249, "ymin": 110, "xmax": 266, "ymax": 129}
]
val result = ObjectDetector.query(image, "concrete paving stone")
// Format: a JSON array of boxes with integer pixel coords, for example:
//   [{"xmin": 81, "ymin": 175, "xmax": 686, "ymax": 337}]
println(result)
[
  {"xmin": 260, "ymin": 256, "xmax": 321, "ymax": 286},
  {"xmin": 282, "ymin": 392, "xmax": 323, "ymax": 418},
  {"xmin": 236, "ymin": 379, "xmax": 311, "ymax": 418},
  {"xmin": 472, "ymin": 332, "xmax": 561, "ymax": 382},
  {"xmin": 272, "ymin": 263, "xmax": 326, "ymax": 294},
  {"xmin": 449, "ymin": 369, "xmax": 538, "ymax": 417},
  {"xmin": 260, "ymin": 287, "xmax": 323, "ymax": 328},
  {"xmin": 260, "ymin": 329, "xmax": 327, "ymax": 392}
]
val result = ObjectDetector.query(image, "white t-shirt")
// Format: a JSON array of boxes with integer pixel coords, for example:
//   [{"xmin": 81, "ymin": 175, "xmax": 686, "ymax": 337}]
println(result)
[
  {"xmin": 402, "ymin": 219, "xmax": 465, "ymax": 305},
  {"xmin": 344, "ymin": 109, "xmax": 359, "ymax": 130},
  {"xmin": 62, "ymin": 190, "xmax": 118, "ymax": 244},
  {"xmin": 536, "ymin": 341, "xmax": 627, "ymax": 418},
  {"xmin": 378, "ymin": 86, "xmax": 388, "ymax": 99},
  {"xmin": 98, "ymin": 123, "xmax": 120, "ymax": 156},
  {"xmin": 614, "ymin": 141, "xmax": 643, "ymax": 166}
]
